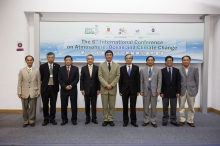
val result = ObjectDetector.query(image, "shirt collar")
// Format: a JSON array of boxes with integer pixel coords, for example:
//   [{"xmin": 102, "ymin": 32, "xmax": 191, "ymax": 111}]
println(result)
[
  {"xmin": 48, "ymin": 62, "xmax": 53, "ymax": 66},
  {"xmin": 88, "ymin": 64, "xmax": 93, "ymax": 67},
  {"xmin": 184, "ymin": 65, "xmax": 190, "ymax": 69},
  {"xmin": 107, "ymin": 61, "xmax": 112, "ymax": 65},
  {"xmin": 127, "ymin": 64, "xmax": 132, "ymax": 68},
  {"xmin": 148, "ymin": 66, "xmax": 153, "ymax": 70}
]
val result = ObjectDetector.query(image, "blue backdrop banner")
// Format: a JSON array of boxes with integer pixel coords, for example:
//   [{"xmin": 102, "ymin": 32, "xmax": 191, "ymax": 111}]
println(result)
[{"xmin": 40, "ymin": 22, "xmax": 204, "ymax": 63}]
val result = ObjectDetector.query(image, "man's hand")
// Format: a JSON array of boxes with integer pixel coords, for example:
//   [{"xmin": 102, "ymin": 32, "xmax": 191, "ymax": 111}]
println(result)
[
  {"xmin": 140, "ymin": 92, "xmax": 144, "ymax": 96},
  {"xmin": 137, "ymin": 92, "xmax": 140, "ymax": 96},
  {"xmin": 37, "ymin": 94, "xmax": 40, "ymax": 98},
  {"xmin": 97, "ymin": 90, "xmax": 100, "ymax": 95},
  {"xmin": 119, "ymin": 93, "xmax": 122, "ymax": 96},
  {"xmin": 106, "ymin": 84, "xmax": 113, "ymax": 90},
  {"xmin": 81, "ymin": 90, "xmax": 85, "ymax": 96},
  {"xmin": 18, "ymin": 94, "xmax": 22, "ymax": 98},
  {"xmin": 176, "ymin": 93, "xmax": 180, "ymax": 98},
  {"xmin": 66, "ymin": 85, "xmax": 71, "ymax": 90},
  {"xmin": 160, "ymin": 94, "xmax": 164, "ymax": 98},
  {"xmin": 156, "ymin": 92, "xmax": 160, "ymax": 96}
]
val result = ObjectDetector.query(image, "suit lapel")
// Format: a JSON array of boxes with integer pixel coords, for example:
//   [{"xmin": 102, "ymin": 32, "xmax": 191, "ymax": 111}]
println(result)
[
  {"xmin": 181, "ymin": 66, "xmax": 187, "ymax": 77},
  {"xmin": 31, "ymin": 67, "xmax": 36, "ymax": 80},
  {"xmin": 151, "ymin": 66, "xmax": 156, "ymax": 80},
  {"xmin": 103, "ymin": 61, "xmax": 109, "ymax": 73},
  {"xmin": 86, "ymin": 65, "xmax": 91, "ymax": 78},
  {"xmin": 91, "ymin": 65, "xmax": 96, "ymax": 78},
  {"xmin": 144, "ymin": 66, "xmax": 148, "ymax": 79},
  {"xmin": 129, "ymin": 64, "xmax": 134, "ymax": 77},
  {"xmin": 109, "ymin": 62, "xmax": 115, "ymax": 74}
]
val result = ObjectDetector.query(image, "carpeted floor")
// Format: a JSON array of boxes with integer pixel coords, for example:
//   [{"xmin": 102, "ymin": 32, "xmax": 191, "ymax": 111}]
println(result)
[{"xmin": 0, "ymin": 111, "xmax": 220, "ymax": 146}]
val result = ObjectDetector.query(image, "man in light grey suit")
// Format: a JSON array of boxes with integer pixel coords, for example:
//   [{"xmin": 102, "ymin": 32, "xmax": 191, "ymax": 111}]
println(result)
[
  {"xmin": 17, "ymin": 55, "xmax": 41, "ymax": 127},
  {"xmin": 98, "ymin": 50, "xmax": 120, "ymax": 127},
  {"xmin": 179, "ymin": 55, "xmax": 199, "ymax": 127},
  {"xmin": 140, "ymin": 56, "xmax": 162, "ymax": 128}
]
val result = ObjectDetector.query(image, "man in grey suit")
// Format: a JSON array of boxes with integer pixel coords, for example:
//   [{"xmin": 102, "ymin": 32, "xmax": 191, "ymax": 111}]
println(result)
[
  {"xmin": 179, "ymin": 55, "xmax": 199, "ymax": 127},
  {"xmin": 98, "ymin": 50, "xmax": 120, "ymax": 127},
  {"xmin": 140, "ymin": 56, "xmax": 162, "ymax": 128},
  {"xmin": 17, "ymin": 55, "xmax": 41, "ymax": 127}
]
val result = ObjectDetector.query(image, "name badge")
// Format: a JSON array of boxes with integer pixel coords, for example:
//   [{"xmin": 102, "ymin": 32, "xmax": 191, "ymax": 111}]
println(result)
[
  {"xmin": 149, "ymin": 78, "xmax": 151, "ymax": 81},
  {"xmin": 50, "ymin": 75, "xmax": 53, "ymax": 78}
]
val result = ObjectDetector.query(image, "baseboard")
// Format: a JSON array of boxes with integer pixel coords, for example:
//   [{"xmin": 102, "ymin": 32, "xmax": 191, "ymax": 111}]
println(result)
[{"xmin": 0, "ymin": 107, "xmax": 219, "ymax": 114}]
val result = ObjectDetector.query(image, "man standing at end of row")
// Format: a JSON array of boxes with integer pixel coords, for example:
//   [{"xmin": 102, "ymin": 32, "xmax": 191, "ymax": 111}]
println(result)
[
  {"xmin": 98, "ymin": 50, "xmax": 120, "ymax": 127},
  {"xmin": 179, "ymin": 55, "xmax": 199, "ymax": 127},
  {"xmin": 17, "ymin": 55, "xmax": 41, "ymax": 127}
]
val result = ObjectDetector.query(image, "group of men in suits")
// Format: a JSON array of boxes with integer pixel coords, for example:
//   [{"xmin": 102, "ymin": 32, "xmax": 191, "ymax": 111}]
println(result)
[{"xmin": 17, "ymin": 50, "xmax": 199, "ymax": 128}]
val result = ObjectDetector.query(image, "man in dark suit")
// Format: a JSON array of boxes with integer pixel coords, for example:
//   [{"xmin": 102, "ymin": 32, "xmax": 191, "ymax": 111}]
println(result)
[
  {"xmin": 80, "ymin": 54, "xmax": 100, "ymax": 124},
  {"xmin": 160, "ymin": 56, "xmax": 180, "ymax": 126},
  {"xmin": 58, "ymin": 55, "xmax": 79, "ymax": 126},
  {"xmin": 40, "ymin": 52, "xmax": 60, "ymax": 126},
  {"xmin": 119, "ymin": 54, "xmax": 140, "ymax": 127}
]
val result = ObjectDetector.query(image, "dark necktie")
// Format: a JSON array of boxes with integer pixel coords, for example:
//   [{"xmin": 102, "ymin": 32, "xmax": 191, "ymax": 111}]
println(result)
[
  {"xmin": 128, "ymin": 66, "xmax": 131, "ymax": 76},
  {"xmin": 108, "ymin": 63, "xmax": 111, "ymax": 71},
  {"xmin": 169, "ymin": 67, "xmax": 172, "ymax": 82}
]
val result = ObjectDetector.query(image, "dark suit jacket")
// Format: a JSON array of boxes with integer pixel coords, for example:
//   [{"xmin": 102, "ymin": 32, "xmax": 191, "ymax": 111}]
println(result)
[
  {"xmin": 58, "ymin": 65, "xmax": 79, "ymax": 95},
  {"xmin": 80, "ymin": 64, "xmax": 100, "ymax": 95},
  {"xmin": 119, "ymin": 64, "xmax": 140, "ymax": 94},
  {"xmin": 161, "ymin": 67, "xmax": 181, "ymax": 98},
  {"xmin": 40, "ymin": 62, "xmax": 60, "ymax": 94}
]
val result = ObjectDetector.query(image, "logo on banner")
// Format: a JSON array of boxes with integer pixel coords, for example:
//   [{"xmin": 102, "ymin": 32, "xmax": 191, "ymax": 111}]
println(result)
[
  {"xmin": 118, "ymin": 28, "xmax": 128, "ymax": 35},
  {"xmin": 152, "ymin": 28, "xmax": 155, "ymax": 32},
  {"xmin": 84, "ymin": 25, "xmax": 98, "ymax": 35}
]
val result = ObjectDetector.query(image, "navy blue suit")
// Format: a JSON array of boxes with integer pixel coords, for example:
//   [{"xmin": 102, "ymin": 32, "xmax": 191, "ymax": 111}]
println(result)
[{"xmin": 58, "ymin": 65, "xmax": 79, "ymax": 122}]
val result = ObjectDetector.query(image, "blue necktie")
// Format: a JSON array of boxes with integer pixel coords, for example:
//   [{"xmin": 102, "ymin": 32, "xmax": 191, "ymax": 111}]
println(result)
[
  {"xmin": 148, "ymin": 68, "xmax": 152, "ymax": 89},
  {"xmin": 128, "ymin": 66, "xmax": 131, "ymax": 76},
  {"xmin": 169, "ymin": 67, "xmax": 172, "ymax": 82}
]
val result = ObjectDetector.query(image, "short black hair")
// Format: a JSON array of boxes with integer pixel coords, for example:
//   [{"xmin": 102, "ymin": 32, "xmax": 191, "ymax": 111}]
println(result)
[
  {"xmin": 165, "ymin": 56, "xmax": 173, "ymax": 61},
  {"xmin": 25, "ymin": 55, "xmax": 34, "ymax": 61},
  {"xmin": 47, "ymin": 52, "xmax": 55, "ymax": 57},
  {"xmin": 182, "ymin": 55, "xmax": 191, "ymax": 61},
  {"xmin": 105, "ymin": 50, "xmax": 113, "ymax": 56},
  {"xmin": 146, "ymin": 56, "xmax": 155, "ymax": 61},
  {"xmin": 125, "ymin": 54, "xmax": 133, "ymax": 59},
  {"xmin": 64, "ymin": 55, "xmax": 73, "ymax": 60},
  {"xmin": 86, "ymin": 54, "xmax": 94, "ymax": 59}
]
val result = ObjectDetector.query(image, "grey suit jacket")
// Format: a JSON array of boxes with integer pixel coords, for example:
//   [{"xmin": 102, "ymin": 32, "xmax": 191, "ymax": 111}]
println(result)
[
  {"xmin": 179, "ymin": 65, "xmax": 199, "ymax": 97},
  {"xmin": 140, "ymin": 66, "xmax": 162, "ymax": 97},
  {"xmin": 98, "ymin": 61, "xmax": 120, "ymax": 95},
  {"xmin": 17, "ymin": 67, "xmax": 41, "ymax": 98}
]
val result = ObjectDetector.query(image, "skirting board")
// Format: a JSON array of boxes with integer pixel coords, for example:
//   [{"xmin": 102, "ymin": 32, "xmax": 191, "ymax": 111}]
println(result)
[{"xmin": 0, "ymin": 107, "xmax": 220, "ymax": 114}]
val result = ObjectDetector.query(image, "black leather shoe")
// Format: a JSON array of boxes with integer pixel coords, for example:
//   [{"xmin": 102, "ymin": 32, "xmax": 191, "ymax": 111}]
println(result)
[
  {"xmin": 23, "ymin": 124, "xmax": 29, "ymax": 128},
  {"xmin": 123, "ymin": 122, "xmax": 128, "ymax": 127},
  {"xmin": 85, "ymin": 119, "xmax": 90, "ymax": 124},
  {"xmin": 42, "ymin": 120, "xmax": 49, "ymax": 126},
  {"xmin": 109, "ymin": 121, "xmax": 115, "ymax": 126},
  {"xmin": 92, "ymin": 119, "xmax": 98, "ymax": 124},
  {"xmin": 61, "ymin": 121, "xmax": 68, "ymax": 126},
  {"xmin": 171, "ymin": 122, "xmax": 179, "ymax": 126},
  {"xmin": 151, "ymin": 123, "xmax": 157, "ymax": 128},
  {"xmin": 50, "ymin": 120, "xmax": 57, "ymax": 125},
  {"xmin": 72, "ymin": 120, "xmax": 77, "ymax": 125},
  {"xmin": 131, "ymin": 122, "xmax": 138, "ymax": 127},
  {"xmin": 142, "ymin": 122, "xmax": 149, "ymax": 126},
  {"xmin": 30, "ymin": 123, "xmax": 35, "ymax": 127},
  {"xmin": 102, "ymin": 121, "xmax": 108, "ymax": 126},
  {"xmin": 162, "ymin": 122, "xmax": 167, "ymax": 126}
]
